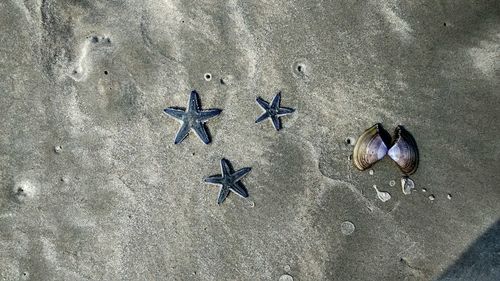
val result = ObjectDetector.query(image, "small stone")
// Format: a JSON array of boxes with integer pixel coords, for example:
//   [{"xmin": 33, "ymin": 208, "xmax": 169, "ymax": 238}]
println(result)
[
  {"xmin": 220, "ymin": 75, "xmax": 234, "ymax": 86},
  {"xmin": 422, "ymin": 188, "xmax": 427, "ymax": 193},
  {"xmin": 428, "ymin": 194, "xmax": 435, "ymax": 201},
  {"xmin": 54, "ymin": 145, "xmax": 63, "ymax": 154},
  {"xmin": 284, "ymin": 265, "xmax": 291, "ymax": 272},
  {"xmin": 368, "ymin": 169, "xmax": 374, "ymax": 175},
  {"xmin": 447, "ymin": 194, "xmax": 452, "ymax": 200}
]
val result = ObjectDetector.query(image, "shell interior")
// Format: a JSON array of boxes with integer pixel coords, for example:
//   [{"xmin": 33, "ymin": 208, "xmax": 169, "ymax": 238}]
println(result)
[
  {"xmin": 387, "ymin": 126, "xmax": 419, "ymax": 175},
  {"xmin": 353, "ymin": 123, "xmax": 391, "ymax": 171}
]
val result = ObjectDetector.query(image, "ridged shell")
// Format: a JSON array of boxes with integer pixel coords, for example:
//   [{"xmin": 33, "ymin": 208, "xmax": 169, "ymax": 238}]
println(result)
[
  {"xmin": 387, "ymin": 126, "xmax": 419, "ymax": 175},
  {"xmin": 353, "ymin": 123, "xmax": 391, "ymax": 171}
]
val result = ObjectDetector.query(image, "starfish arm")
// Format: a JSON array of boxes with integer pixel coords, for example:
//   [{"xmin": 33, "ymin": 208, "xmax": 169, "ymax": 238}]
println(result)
[
  {"xmin": 174, "ymin": 122, "xmax": 191, "ymax": 144},
  {"xmin": 204, "ymin": 175, "xmax": 223, "ymax": 185},
  {"xmin": 255, "ymin": 112, "xmax": 270, "ymax": 124},
  {"xmin": 230, "ymin": 182, "xmax": 249, "ymax": 198},
  {"xmin": 220, "ymin": 158, "xmax": 232, "ymax": 177},
  {"xmin": 232, "ymin": 167, "xmax": 251, "ymax": 182},
  {"xmin": 256, "ymin": 97, "xmax": 270, "ymax": 109},
  {"xmin": 163, "ymin": 107, "xmax": 185, "ymax": 120},
  {"xmin": 277, "ymin": 107, "xmax": 295, "ymax": 116},
  {"xmin": 198, "ymin": 108, "xmax": 222, "ymax": 122},
  {"xmin": 217, "ymin": 186, "xmax": 231, "ymax": 205},
  {"xmin": 271, "ymin": 92, "xmax": 282, "ymax": 108},
  {"xmin": 271, "ymin": 115, "xmax": 282, "ymax": 131},
  {"xmin": 187, "ymin": 90, "xmax": 200, "ymax": 112},
  {"xmin": 192, "ymin": 123, "xmax": 211, "ymax": 144}
]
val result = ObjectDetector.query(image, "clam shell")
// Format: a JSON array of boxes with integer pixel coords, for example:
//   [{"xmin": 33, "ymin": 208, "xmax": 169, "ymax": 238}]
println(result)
[
  {"xmin": 388, "ymin": 126, "xmax": 419, "ymax": 175},
  {"xmin": 353, "ymin": 123, "xmax": 391, "ymax": 171}
]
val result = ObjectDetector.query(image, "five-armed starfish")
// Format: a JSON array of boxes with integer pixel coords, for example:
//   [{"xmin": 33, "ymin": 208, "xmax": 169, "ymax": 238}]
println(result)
[
  {"xmin": 255, "ymin": 91, "xmax": 295, "ymax": 131},
  {"xmin": 164, "ymin": 90, "xmax": 222, "ymax": 144},
  {"xmin": 204, "ymin": 158, "xmax": 252, "ymax": 205}
]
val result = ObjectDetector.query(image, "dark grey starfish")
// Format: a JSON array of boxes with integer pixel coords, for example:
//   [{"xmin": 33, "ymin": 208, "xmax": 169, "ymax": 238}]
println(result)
[
  {"xmin": 163, "ymin": 90, "xmax": 222, "ymax": 144},
  {"xmin": 204, "ymin": 158, "xmax": 251, "ymax": 205},
  {"xmin": 255, "ymin": 91, "xmax": 295, "ymax": 131}
]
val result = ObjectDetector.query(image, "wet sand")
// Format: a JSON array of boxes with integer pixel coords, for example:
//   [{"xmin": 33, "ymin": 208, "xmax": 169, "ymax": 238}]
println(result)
[{"xmin": 0, "ymin": 0, "xmax": 499, "ymax": 280}]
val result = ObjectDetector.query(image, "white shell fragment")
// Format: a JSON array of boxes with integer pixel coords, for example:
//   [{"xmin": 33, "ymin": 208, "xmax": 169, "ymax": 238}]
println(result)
[
  {"xmin": 373, "ymin": 185, "xmax": 391, "ymax": 202},
  {"xmin": 279, "ymin": 274, "xmax": 294, "ymax": 281},
  {"xmin": 401, "ymin": 176, "xmax": 415, "ymax": 195},
  {"xmin": 341, "ymin": 221, "xmax": 356, "ymax": 236}
]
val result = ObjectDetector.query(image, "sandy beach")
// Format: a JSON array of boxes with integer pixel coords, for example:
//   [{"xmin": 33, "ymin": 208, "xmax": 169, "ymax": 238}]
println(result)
[{"xmin": 1, "ymin": 0, "xmax": 499, "ymax": 280}]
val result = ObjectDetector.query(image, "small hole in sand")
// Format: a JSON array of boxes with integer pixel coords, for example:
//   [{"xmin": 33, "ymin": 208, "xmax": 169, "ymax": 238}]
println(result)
[
  {"xmin": 345, "ymin": 137, "xmax": 355, "ymax": 146},
  {"xmin": 292, "ymin": 60, "xmax": 308, "ymax": 77},
  {"xmin": 443, "ymin": 22, "xmax": 447, "ymax": 26},
  {"xmin": 204, "ymin": 73, "xmax": 212, "ymax": 81},
  {"xmin": 73, "ymin": 70, "xmax": 78, "ymax": 74},
  {"xmin": 104, "ymin": 71, "xmax": 108, "ymax": 75}
]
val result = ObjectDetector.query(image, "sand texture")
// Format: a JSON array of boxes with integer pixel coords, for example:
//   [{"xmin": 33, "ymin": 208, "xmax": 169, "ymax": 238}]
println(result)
[{"xmin": 1, "ymin": 0, "xmax": 499, "ymax": 280}]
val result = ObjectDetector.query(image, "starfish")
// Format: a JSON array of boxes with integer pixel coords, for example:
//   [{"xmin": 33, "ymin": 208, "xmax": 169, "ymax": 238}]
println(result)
[
  {"xmin": 204, "ymin": 158, "xmax": 252, "ymax": 205},
  {"xmin": 163, "ymin": 90, "xmax": 222, "ymax": 144},
  {"xmin": 255, "ymin": 91, "xmax": 295, "ymax": 131}
]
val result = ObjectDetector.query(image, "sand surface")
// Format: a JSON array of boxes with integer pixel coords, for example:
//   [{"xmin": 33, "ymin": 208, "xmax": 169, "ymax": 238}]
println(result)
[{"xmin": 1, "ymin": 1, "xmax": 499, "ymax": 280}]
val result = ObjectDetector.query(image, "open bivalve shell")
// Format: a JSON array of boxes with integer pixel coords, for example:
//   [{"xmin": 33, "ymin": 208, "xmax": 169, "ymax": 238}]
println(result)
[
  {"xmin": 352, "ymin": 123, "xmax": 391, "ymax": 171},
  {"xmin": 387, "ymin": 126, "xmax": 419, "ymax": 175}
]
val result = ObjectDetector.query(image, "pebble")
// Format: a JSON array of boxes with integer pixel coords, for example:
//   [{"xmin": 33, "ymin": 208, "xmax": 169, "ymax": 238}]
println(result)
[{"xmin": 54, "ymin": 145, "xmax": 63, "ymax": 154}]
